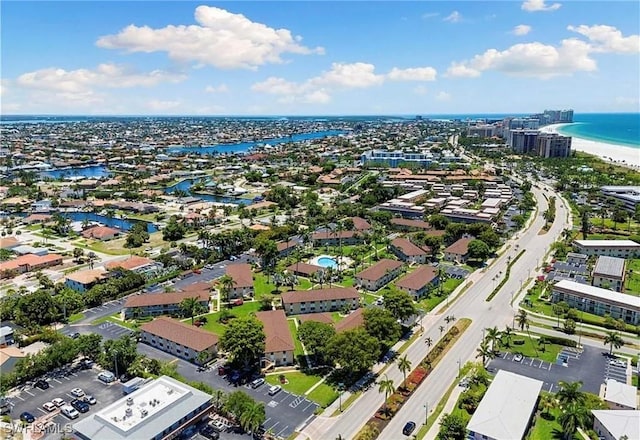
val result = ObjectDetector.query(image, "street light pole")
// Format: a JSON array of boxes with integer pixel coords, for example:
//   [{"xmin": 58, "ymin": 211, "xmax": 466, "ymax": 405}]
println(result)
[
  {"xmin": 424, "ymin": 401, "xmax": 429, "ymax": 425},
  {"xmin": 338, "ymin": 383, "xmax": 344, "ymax": 413}
]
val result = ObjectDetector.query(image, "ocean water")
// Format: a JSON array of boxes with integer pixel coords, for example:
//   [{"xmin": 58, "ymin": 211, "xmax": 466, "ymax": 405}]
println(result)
[{"xmin": 556, "ymin": 113, "xmax": 639, "ymax": 148}]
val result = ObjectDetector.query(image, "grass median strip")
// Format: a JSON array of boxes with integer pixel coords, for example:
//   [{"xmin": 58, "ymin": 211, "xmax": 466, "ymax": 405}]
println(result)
[{"xmin": 486, "ymin": 249, "xmax": 525, "ymax": 302}]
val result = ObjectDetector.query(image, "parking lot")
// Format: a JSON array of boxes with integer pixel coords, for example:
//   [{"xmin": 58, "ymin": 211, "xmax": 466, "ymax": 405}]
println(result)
[
  {"xmin": 4, "ymin": 367, "xmax": 123, "ymax": 434},
  {"xmin": 61, "ymin": 319, "xmax": 133, "ymax": 342},
  {"xmin": 138, "ymin": 343, "xmax": 318, "ymax": 439},
  {"xmin": 487, "ymin": 345, "xmax": 625, "ymax": 394}
]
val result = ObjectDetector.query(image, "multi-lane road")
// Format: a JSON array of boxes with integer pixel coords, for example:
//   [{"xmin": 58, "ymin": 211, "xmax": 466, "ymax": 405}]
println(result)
[{"xmin": 302, "ymin": 183, "xmax": 571, "ymax": 440}]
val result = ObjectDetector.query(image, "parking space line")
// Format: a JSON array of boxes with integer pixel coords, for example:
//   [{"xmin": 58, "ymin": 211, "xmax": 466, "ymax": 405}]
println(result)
[
  {"xmin": 53, "ymin": 379, "xmax": 62, "ymax": 384},
  {"xmin": 302, "ymin": 401, "xmax": 315, "ymax": 411},
  {"xmin": 276, "ymin": 426, "xmax": 289, "ymax": 437},
  {"xmin": 15, "ymin": 395, "xmax": 24, "ymax": 401},
  {"xmin": 269, "ymin": 422, "xmax": 279, "ymax": 431},
  {"xmin": 25, "ymin": 390, "xmax": 34, "ymax": 396}
]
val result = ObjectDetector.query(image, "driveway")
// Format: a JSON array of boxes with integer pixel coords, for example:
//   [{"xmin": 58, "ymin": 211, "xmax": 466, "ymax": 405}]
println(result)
[
  {"xmin": 487, "ymin": 345, "xmax": 610, "ymax": 394},
  {"xmin": 138, "ymin": 343, "xmax": 318, "ymax": 439}
]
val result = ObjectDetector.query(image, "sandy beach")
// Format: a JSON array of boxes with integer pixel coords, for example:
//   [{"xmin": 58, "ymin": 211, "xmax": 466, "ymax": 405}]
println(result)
[{"xmin": 541, "ymin": 124, "xmax": 639, "ymax": 169}]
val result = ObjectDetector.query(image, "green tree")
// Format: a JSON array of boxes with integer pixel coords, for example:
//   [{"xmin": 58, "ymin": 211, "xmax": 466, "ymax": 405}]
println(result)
[
  {"xmin": 75, "ymin": 333, "xmax": 103, "ymax": 361},
  {"xmin": 603, "ymin": 331, "xmax": 624, "ymax": 355},
  {"xmin": 239, "ymin": 401, "xmax": 266, "ymax": 434},
  {"xmin": 484, "ymin": 326, "xmax": 501, "ymax": 352},
  {"xmin": 468, "ymin": 239, "xmax": 491, "ymax": 261},
  {"xmin": 515, "ymin": 309, "xmax": 529, "ymax": 331},
  {"xmin": 382, "ymin": 288, "xmax": 417, "ymax": 322},
  {"xmin": 225, "ymin": 390, "xmax": 254, "ymax": 419},
  {"xmin": 162, "ymin": 216, "xmax": 186, "ymax": 242},
  {"xmin": 437, "ymin": 412, "xmax": 468, "ymax": 440},
  {"xmin": 327, "ymin": 328, "xmax": 380, "ymax": 375},
  {"xmin": 397, "ymin": 355, "xmax": 412, "ymax": 389},
  {"xmin": 377, "ymin": 375, "xmax": 395, "ymax": 415},
  {"xmin": 218, "ymin": 274, "xmax": 235, "ymax": 305},
  {"xmin": 363, "ymin": 308, "xmax": 402, "ymax": 353},
  {"xmin": 552, "ymin": 301, "xmax": 569, "ymax": 327},
  {"xmin": 557, "ymin": 381, "xmax": 586, "ymax": 408},
  {"xmin": 180, "ymin": 296, "xmax": 207, "ymax": 325},
  {"xmin": 101, "ymin": 335, "xmax": 139, "ymax": 379},
  {"xmin": 429, "ymin": 214, "xmax": 450, "ymax": 230},
  {"xmin": 475, "ymin": 340, "xmax": 494, "ymax": 365},
  {"xmin": 297, "ymin": 321, "xmax": 336, "ymax": 365},
  {"xmin": 559, "ymin": 403, "xmax": 588, "ymax": 440},
  {"xmin": 220, "ymin": 316, "xmax": 266, "ymax": 369},
  {"xmin": 501, "ymin": 326, "xmax": 514, "ymax": 348}
]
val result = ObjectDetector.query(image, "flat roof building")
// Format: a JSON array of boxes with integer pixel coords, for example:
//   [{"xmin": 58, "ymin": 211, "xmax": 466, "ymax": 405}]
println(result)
[
  {"xmin": 603, "ymin": 379, "xmax": 638, "ymax": 410},
  {"xmin": 592, "ymin": 256, "xmax": 626, "ymax": 292},
  {"xmin": 73, "ymin": 375, "xmax": 213, "ymax": 440},
  {"xmin": 592, "ymin": 410, "xmax": 640, "ymax": 440},
  {"xmin": 467, "ymin": 370, "xmax": 543, "ymax": 440},
  {"xmin": 573, "ymin": 240, "xmax": 640, "ymax": 258}
]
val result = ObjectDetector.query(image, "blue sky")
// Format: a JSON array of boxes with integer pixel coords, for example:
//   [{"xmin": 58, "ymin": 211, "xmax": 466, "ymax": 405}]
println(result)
[{"xmin": 1, "ymin": 1, "xmax": 639, "ymax": 115}]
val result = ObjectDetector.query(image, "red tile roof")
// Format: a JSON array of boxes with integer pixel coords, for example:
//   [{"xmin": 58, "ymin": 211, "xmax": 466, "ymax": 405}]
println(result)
[
  {"xmin": 277, "ymin": 241, "xmax": 299, "ymax": 252},
  {"xmin": 105, "ymin": 255, "xmax": 156, "ymax": 272},
  {"xmin": 390, "ymin": 218, "xmax": 432, "ymax": 230},
  {"xmin": 255, "ymin": 310, "xmax": 295, "ymax": 353},
  {"xmin": 286, "ymin": 262, "xmax": 323, "ymax": 276},
  {"xmin": 124, "ymin": 289, "xmax": 210, "ymax": 308},
  {"xmin": 444, "ymin": 237, "xmax": 473, "ymax": 256},
  {"xmin": 396, "ymin": 266, "xmax": 438, "ymax": 291},
  {"xmin": 140, "ymin": 317, "xmax": 218, "ymax": 351},
  {"xmin": 311, "ymin": 230, "xmax": 360, "ymax": 241},
  {"xmin": 391, "ymin": 238, "xmax": 430, "ymax": 257},
  {"xmin": 296, "ymin": 313, "xmax": 333, "ymax": 325},
  {"xmin": 282, "ymin": 287, "xmax": 359, "ymax": 305},
  {"xmin": 81, "ymin": 226, "xmax": 121, "ymax": 239},
  {"xmin": 355, "ymin": 259, "xmax": 403, "ymax": 281},
  {"xmin": 334, "ymin": 308, "xmax": 364, "ymax": 333},
  {"xmin": 226, "ymin": 263, "xmax": 253, "ymax": 288},
  {"xmin": 351, "ymin": 217, "xmax": 372, "ymax": 231}
]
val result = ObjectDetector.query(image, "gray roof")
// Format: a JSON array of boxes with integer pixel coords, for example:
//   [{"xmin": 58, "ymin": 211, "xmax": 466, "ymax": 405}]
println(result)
[
  {"xmin": 593, "ymin": 256, "xmax": 626, "ymax": 278},
  {"xmin": 574, "ymin": 239, "xmax": 640, "ymax": 249},
  {"xmin": 604, "ymin": 379, "xmax": 638, "ymax": 409},
  {"xmin": 467, "ymin": 370, "xmax": 542, "ymax": 440},
  {"xmin": 592, "ymin": 410, "xmax": 640, "ymax": 440},
  {"xmin": 73, "ymin": 376, "xmax": 211, "ymax": 440}
]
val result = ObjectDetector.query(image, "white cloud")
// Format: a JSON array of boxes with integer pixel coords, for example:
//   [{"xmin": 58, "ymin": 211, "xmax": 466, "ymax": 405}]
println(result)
[
  {"xmin": 446, "ymin": 39, "xmax": 596, "ymax": 79},
  {"xmin": 16, "ymin": 64, "xmax": 185, "ymax": 93},
  {"xmin": 413, "ymin": 85, "xmax": 428, "ymax": 95},
  {"xmin": 443, "ymin": 11, "xmax": 462, "ymax": 23},
  {"xmin": 204, "ymin": 84, "xmax": 229, "ymax": 93},
  {"xmin": 436, "ymin": 91, "xmax": 451, "ymax": 101},
  {"xmin": 251, "ymin": 62, "xmax": 437, "ymax": 104},
  {"xmin": 568, "ymin": 24, "xmax": 640, "ymax": 54},
  {"xmin": 512, "ymin": 25, "xmax": 532, "ymax": 36},
  {"xmin": 521, "ymin": 0, "xmax": 561, "ymax": 12},
  {"xmin": 96, "ymin": 5, "xmax": 324, "ymax": 70},
  {"xmin": 387, "ymin": 67, "xmax": 437, "ymax": 81},
  {"xmin": 614, "ymin": 96, "xmax": 638, "ymax": 106},
  {"xmin": 146, "ymin": 99, "xmax": 181, "ymax": 112}
]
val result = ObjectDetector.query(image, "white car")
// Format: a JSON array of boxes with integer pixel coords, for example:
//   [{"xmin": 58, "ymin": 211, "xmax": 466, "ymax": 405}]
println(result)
[
  {"xmin": 70, "ymin": 388, "xmax": 84, "ymax": 398},
  {"xmin": 61, "ymin": 405, "xmax": 79, "ymax": 420},
  {"xmin": 513, "ymin": 353, "xmax": 524, "ymax": 362},
  {"xmin": 42, "ymin": 402, "xmax": 57, "ymax": 412},
  {"xmin": 52, "ymin": 398, "xmax": 65, "ymax": 407},
  {"xmin": 268, "ymin": 385, "xmax": 282, "ymax": 396}
]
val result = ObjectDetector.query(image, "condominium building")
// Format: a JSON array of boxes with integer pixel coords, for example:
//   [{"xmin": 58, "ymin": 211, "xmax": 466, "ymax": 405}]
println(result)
[
  {"xmin": 281, "ymin": 287, "xmax": 360, "ymax": 315},
  {"xmin": 225, "ymin": 263, "xmax": 254, "ymax": 299},
  {"xmin": 255, "ymin": 310, "xmax": 295, "ymax": 367},
  {"xmin": 390, "ymin": 238, "xmax": 430, "ymax": 264},
  {"xmin": 395, "ymin": 265, "xmax": 439, "ymax": 300},
  {"xmin": 592, "ymin": 410, "xmax": 640, "ymax": 440},
  {"xmin": 361, "ymin": 149, "xmax": 462, "ymax": 168},
  {"xmin": 535, "ymin": 132, "xmax": 571, "ymax": 158},
  {"xmin": 601, "ymin": 186, "xmax": 640, "ymax": 213},
  {"xmin": 121, "ymin": 283, "xmax": 211, "ymax": 319},
  {"xmin": 573, "ymin": 240, "xmax": 640, "ymax": 258},
  {"xmin": 140, "ymin": 317, "xmax": 218, "ymax": 365},
  {"xmin": 355, "ymin": 259, "xmax": 404, "ymax": 291},
  {"xmin": 592, "ymin": 256, "xmax": 626, "ymax": 292}
]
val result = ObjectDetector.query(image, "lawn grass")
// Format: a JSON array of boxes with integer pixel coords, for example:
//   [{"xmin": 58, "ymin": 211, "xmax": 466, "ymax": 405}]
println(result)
[
  {"xmin": 501, "ymin": 335, "xmax": 563, "ymax": 363},
  {"xmin": 265, "ymin": 371, "xmax": 323, "ymax": 396},
  {"xmin": 68, "ymin": 312, "xmax": 85, "ymax": 324},
  {"xmin": 527, "ymin": 406, "xmax": 581, "ymax": 440},
  {"xmin": 442, "ymin": 278, "xmax": 464, "ymax": 295},
  {"xmin": 306, "ymin": 383, "xmax": 339, "ymax": 408},
  {"xmin": 82, "ymin": 231, "xmax": 166, "ymax": 255},
  {"xmin": 199, "ymin": 301, "xmax": 262, "ymax": 336},
  {"xmin": 254, "ymin": 272, "xmax": 278, "ymax": 297},
  {"xmin": 288, "ymin": 319, "xmax": 305, "ymax": 358},
  {"xmin": 296, "ymin": 277, "xmax": 313, "ymax": 290},
  {"xmin": 624, "ymin": 259, "xmax": 640, "ymax": 296},
  {"xmin": 418, "ymin": 293, "xmax": 449, "ymax": 312},
  {"xmin": 361, "ymin": 292, "xmax": 379, "ymax": 305}
]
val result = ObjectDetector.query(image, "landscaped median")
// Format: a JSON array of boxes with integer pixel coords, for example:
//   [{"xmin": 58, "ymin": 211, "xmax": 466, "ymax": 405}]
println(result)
[
  {"xmin": 355, "ymin": 318, "xmax": 472, "ymax": 440},
  {"xmin": 486, "ymin": 249, "xmax": 525, "ymax": 301}
]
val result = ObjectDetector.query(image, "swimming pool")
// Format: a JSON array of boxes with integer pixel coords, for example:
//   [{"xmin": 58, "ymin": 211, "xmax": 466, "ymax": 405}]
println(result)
[{"xmin": 317, "ymin": 256, "xmax": 338, "ymax": 269}]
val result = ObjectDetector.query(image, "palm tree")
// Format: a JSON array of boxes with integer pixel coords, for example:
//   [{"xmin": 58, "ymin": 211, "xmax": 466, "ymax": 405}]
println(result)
[
  {"xmin": 603, "ymin": 331, "xmax": 624, "ymax": 355},
  {"xmin": 213, "ymin": 390, "xmax": 227, "ymax": 410},
  {"xmin": 501, "ymin": 326, "xmax": 514, "ymax": 347},
  {"xmin": 239, "ymin": 401, "xmax": 266, "ymax": 434},
  {"xmin": 378, "ymin": 376, "xmax": 395, "ymax": 416},
  {"xmin": 559, "ymin": 403, "xmax": 588, "ymax": 440},
  {"xmin": 180, "ymin": 296, "xmax": 207, "ymax": 325},
  {"xmin": 439, "ymin": 325, "xmax": 445, "ymax": 338},
  {"xmin": 538, "ymin": 393, "xmax": 556, "ymax": 417},
  {"xmin": 397, "ymin": 355, "xmax": 412, "ymax": 389},
  {"xmin": 475, "ymin": 340, "xmax": 494, "ymax": 365},
  {"xmin": 485, "ymin": 326, "xmax": 501, "ymax": 352},
  {"xmin": 425, "ymin": 337, "xmax": 433, "ymax": 349},
  {"xmin": 87, "ymin": 251, "xmax": 96, "ymax": 269},
  {"xmin": 515, "ymin": 309, "xmax": 529, "ymax": 331},
  {"xmin": 218, "ymin": 274, "xmax": 235, "ymax": 307},
  {"xmin": 557, "ymin": 381, "xmax": 586, "ymax": 408}
]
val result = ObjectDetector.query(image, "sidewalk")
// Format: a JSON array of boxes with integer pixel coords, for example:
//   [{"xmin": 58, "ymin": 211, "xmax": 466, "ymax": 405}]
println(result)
[{"xmin": 423, "ymin": 383, "xmax": 465, "ymax": 440}]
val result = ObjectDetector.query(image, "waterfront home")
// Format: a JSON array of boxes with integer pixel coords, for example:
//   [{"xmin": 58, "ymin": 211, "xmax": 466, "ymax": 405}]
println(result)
[
  {"xmin": 81, "ymin": 225, "xmax": 122, "ymax": 241},
  {"xmin": 65, "ymin": 268, "xmax": 108, "ymax": 293},
  {"xmin": 22, "ymin": 213, "xmax": 52, "ymax": 225},
  {"xmin": 105, "ymin": 255, "xmax": 163, "ymax": 276},
  {"xmin": 389, "ymin": 237, "xmax": 430, "ymax": 264},
  {"xmin": 224, "ymin": 264, "xmax": 254, "ymax": 299},
  {"xmin": 444, "ymin": 238, "xmax": 473, "ymax": 264},
  {"xmin": 255, "ymin": 310, "xmax": 295, "ymax": 367},
  {"xmin": 0, "ymin": 253, "xmax": 63, "ymax": 278},
  {"xmin": 140, "ymin": 317, "xmax": 218, "ymax": 365},
  {"xmin": 355, "ymin": 259, "xmax": 403, "ymax": 291},
  {"xmin": 395, "ymin": 265, "xmax": 439, "ymax": 300},
  {"xmin": 281, "ymin": 287, "xmax": 359, "ymax": 315}
]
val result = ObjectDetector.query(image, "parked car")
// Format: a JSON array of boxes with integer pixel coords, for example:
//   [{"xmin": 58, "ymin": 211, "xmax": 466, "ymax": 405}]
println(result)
[
  {"xmin": 513, "ymin": 353, "xmax": 523, "ymax": 362},
  {"xmin": 61, "ymin": 405, "xmax": 79, "ymax": 420},
  {"xmin": 34, "ymin": 379, "xmax": 49, "ymax": 390},
  {"xmin": 70, "ymin": 388, "xmax": 85, "ymax": 398},
  {"xmin": 98, "ymin": 372, "xmax": 116, "ymax": 383},
  {"xmin": 42, "ymin": 402, "xmax": 57, "ymax": 412},
  {"xmin": 199, "ymin": 425, "xmax": 220, "ymax": 439},
  {"xmin": 82, "ymin": 395, "xmax": 97, "ymax": 405},
  {"xmin": 70, "ymin": 399, "xmax": 90, "ymax": 413},
  {"xmin": 250, "ymin": 378, "xmax": 265, "ymax": 389},
  {"xmin": 268, "ymin": 385, "xmax": 281, "ymax": 396},
  {"xmin": 402, "ymin": 421, "xmax": 416, "ymax": 436},
  {"xmin": 20, "ymin": 412, "xmax": 35, "ymax": 423},
  {"xmin": 52, "ymin": 398, "xmax": 65, "ymax": 407},
  {"xmin": 70, "ymin": 332, "xmax": 80, "ymax": 339}
]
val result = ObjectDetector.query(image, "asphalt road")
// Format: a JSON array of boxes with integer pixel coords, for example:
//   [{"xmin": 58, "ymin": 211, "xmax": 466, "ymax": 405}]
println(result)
[{"xmin": 302, "ymin": 182, "xmax": 571, "ymax": 440}]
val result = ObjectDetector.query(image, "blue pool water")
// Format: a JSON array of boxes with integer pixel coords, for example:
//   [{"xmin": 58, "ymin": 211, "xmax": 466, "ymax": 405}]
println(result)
[{"xmin": 317, "ymin": 256, "xmax": 338, "ymax": 269}]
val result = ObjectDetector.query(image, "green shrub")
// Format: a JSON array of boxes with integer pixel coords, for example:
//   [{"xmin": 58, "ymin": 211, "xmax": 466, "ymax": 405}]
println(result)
[{"xmin": 513, "ymin": 339, "xmax": 525, "ymax": 345}]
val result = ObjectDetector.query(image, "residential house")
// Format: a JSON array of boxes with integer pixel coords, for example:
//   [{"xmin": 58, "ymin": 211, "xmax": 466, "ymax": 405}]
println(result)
[
  {"xmin": 355, "ymin": 259, "xmax": 404, "ymax": 291},
  {"xmin": 573, "ymin": 240, "xmax": 640, "ymax": 258},
  {"xmin": 311, "ymin": 230, "xmax": 364, "ymax": 247},
  {"xmin": 140, "ymin": 317, "xmax": 218, "ymax": 365},
  {"xmin": 22, "ymin": 213, "xmax": 53, "ymax": 225},
  {"xmin": 591, "ymin": 410, "xmax": 640, "ymax": 440},
  {"xmin": 81, "ymin": 225, "xmax": 122, "ymax": 241},
  {"xmin": 255, "ymin": 310, "xmax": 295, "ymax": 367},
  {"xmin": 65, "ymin": 268, "xmax": 107, "ymax": 293},
  {"xmin": 121, "ymin": 283, "xmax": 211, "ymax": 319},
  {"xmin": 105, "ymin": 255, "xmax": 163, "ymax": 276},
  {"xmin": 592, "ymin": 256, "xmax": 626, "ymax": 292},
  {"xmin": 225, "ymin": 264, "xmax": 254, "ymax": 299},
  {"xmin": 390, "ymin": 237, "xmax": 430, "ymax": 264},
  {"xmin": 603, "ymin": 379, "xmax": 638, "ymax": 410},
  {"xmin": 0, "ymin": 253, "xmax": 63, "ymax": 278},
  {"xmin": 281, "ymin": 287, "xmax": 360, "ymax": 315},
  {"xmin": 444, "ymin": 238, "xmax": 473, "ymax": 264},
  {"xmin": 395, "ymin": 265, "xmax": 439, "ymax": 300},
  {"xmin": 551, "ymin": 280, "xmax": 640, "ymax": 325},
  {"xmin": 467, "ymin": 370, "xmax": 542, "ymax": 440}
]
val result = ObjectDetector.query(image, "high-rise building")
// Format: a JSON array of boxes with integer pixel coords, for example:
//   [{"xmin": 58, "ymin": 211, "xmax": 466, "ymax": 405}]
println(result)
[
  {"xmin": 535, "ymin": 132, "xmax": 572, "ymax": 158},
  {"xmin": 508, "ymin": 129, "xmax": 539, "ymax": 154},
  {"xmin": 543, "ymin": 109, "xmax": 574, "ymax": 124}
]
